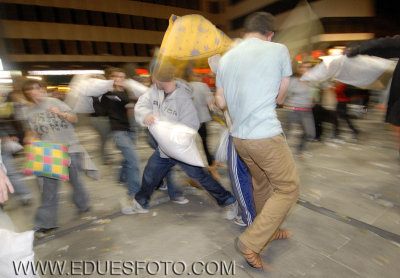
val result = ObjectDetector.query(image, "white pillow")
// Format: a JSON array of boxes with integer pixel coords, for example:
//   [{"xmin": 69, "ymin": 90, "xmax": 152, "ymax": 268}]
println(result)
[
  {"xmin": 1, "ymin": 140, "xmax": 24, "ymax": 154},
  {"xmin": 0, "ymin": 229, "xmax": 37, "ymax": 278},
  {"xmin": 149, "ymin": 119, "xmax": 205, "ymax": 167},
  {"xmin": 124, "ymin": 79, "xmax": 149, "ymax": 99},
  {"xmin": 215, "ymin": 128, "xmax": 229, "ymax": 163},
  {"xmin": 301, "ymin": 55, "xmax": 395, "ymax": 88},
  {"xmin": 66, "ymin": 75, "xmax": 114, "ymax": 113}
]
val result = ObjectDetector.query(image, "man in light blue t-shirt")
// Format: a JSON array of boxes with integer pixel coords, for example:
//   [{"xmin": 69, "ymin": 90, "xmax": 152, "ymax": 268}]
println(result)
[{"xmin": 216, "ymin": 12, "xmax": 300, "ymax": 270}]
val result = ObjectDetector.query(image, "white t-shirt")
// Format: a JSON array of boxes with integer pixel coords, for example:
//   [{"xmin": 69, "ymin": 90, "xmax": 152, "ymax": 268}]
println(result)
[
  {"xmin": 24, "ymin": 97, "xmax": 82, "ymax": 153},
  {"xmin": 217, "ymin": 37, "xmax": 292, "ymax": 139}
]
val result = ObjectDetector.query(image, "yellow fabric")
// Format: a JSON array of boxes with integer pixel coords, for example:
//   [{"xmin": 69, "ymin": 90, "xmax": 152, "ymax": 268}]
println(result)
[
  {"xmin": 52, "ymin": 165, "xmax": 62, "ymax": 174},
  {"xmin": 34, "ymin": 146, "xmax": 44, "ymax": 155},
  {"xmin": 52, "ymin": 149, "xmax": 62, "ymax": 158},
  {"xmin": 33, "ymin": 162, "xmax": 42, "ymax": 172},
  {"xmin": 155, "ymin": 14, "xmax": 232, "ymax": 74}
]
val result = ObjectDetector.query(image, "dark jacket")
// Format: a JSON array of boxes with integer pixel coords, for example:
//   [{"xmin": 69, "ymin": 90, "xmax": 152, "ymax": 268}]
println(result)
[{"xmin": 94, "ymin": 91, "xmax": 131, "ymax": 131}]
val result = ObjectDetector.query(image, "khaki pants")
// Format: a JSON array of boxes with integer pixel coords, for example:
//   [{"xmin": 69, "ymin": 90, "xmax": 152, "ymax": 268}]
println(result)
[{"xmin": 233, "ymin": 134, "xmax": 300, "ymax": 253}]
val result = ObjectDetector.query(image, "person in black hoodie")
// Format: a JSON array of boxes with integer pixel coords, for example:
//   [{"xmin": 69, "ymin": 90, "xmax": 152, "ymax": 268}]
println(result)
[
  {"xmin": 346, "ymin": 35, "xmax": 400, "ymax": 156},
  {"xmin": 94, "ymin": 67, "xmax": 142, "ymax": 214}
]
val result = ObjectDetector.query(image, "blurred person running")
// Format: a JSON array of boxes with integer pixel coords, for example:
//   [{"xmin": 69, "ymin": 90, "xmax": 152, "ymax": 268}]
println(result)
[
  {"xmin": 189, "ymin": 71, "xmax": 220, "ymax": 180},
  {"xmin": 284, "ymin": 61, "xmax": 317, "ymax": 155},
  {"xmin": 22, "ymin": 79, "xmax": 90, "ymax": 237},
  {"xmin": 215, "ymin": 12, "xmax": 300, "ymax": 269},
  {"xmin": 131, "ymin": 63, "xmax": 237, "ymax": 219},
  {"xmin": 93, "ymin": 67, "xmax": 142, "ymax": 214},
  {"xmin": 141, "ymin": 63, "xmax": 189, "ymax": 204},
  {"xmin": 332, "ymin": 81, "xmax": 359, "ymax": 139},
  {"xmin": 1, "ymin": 77, "xmax": 32, "ymax": 205}
]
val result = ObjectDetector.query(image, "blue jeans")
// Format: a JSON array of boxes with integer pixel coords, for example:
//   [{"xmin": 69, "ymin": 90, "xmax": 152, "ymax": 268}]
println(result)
[
  {"xmin": 113, "ymin": 131, "xmax": 141, "ymax": 196},
  {"xmin": 34, "ymin": 152, "xmax": 90, "ymax": 229},
  {"xmin": 90, "ymin": 116, "xmax": 111, "ymax": 164},
  {"xmin": 119, "ymin": 130, "xmax": 138, "ymax": 183},
  {"xmin": 146, "ymin": 132, "xmax": 183, "ymax": 200},
  {"xmin": 135, "ymin": 149, "xmax": 236, "ymax": 209},
  {"xmin": 228, "ymin": 136, "xmax": 256, "ymax": 226}
]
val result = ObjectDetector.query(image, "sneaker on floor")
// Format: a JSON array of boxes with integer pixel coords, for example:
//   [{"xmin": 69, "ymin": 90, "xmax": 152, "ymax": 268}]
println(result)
[
  {"xmin": 132, "ymin": 199, "xmax": 149, "ymax": 214},
  {"xmin": 120, "ymin": 196, "xmax": 135, "ymax": 215},
  {"xmin": 223, "ymin": 201, "xmax": 238, "ymax": 220},
  {"xmin": 171, "ymin": 196, "xmax": 189, "ymax": 205},
  {"xmin": 159, "ymin": 181, "xmax": 168, "ymax": 191},
  {"xmin": 234, "ymin": 216, "xmax": 247, "ymax": 227},
  {"xmin": 78, "ymin": 207, "xmax": 91, "ymax": 215},
  {"xmin": 34, "ymin": 227, "xmax": 57, "ymax": 239},
  {"xmin": 118, "ymin": 182, "xmax": 128, "ymax": 187}
]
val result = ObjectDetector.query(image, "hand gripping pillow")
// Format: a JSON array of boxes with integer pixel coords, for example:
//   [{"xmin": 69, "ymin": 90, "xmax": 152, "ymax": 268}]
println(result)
[
  {"xmin": 149, "ymin": 119, "xmax": 205, "ymax": 167},
  {"xmin": 24, "ymin": 141, "xmax": 70, "ymax": 181}
]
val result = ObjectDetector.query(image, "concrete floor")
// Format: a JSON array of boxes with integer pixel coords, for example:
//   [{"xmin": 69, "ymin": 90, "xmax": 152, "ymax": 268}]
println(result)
[{"xmin": 2, "ymin": 107, "xmax": 400, "ymax": 277}]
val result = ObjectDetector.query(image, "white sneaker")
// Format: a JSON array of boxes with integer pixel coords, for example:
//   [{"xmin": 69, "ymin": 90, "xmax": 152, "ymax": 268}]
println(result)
[
  {"xmin": 234, "ymin": 216, "xmax": 247, "ymax": 227},
  {"xmin": 132, "ymin": 199, "xmax": 149, "ymax": 214},
  {"xmin": 159, "ymin": 181, "xmax": 168, "ymax": 191},
  {"xmin": 171, "ymin": 196, "xmax": 189, "ymax": 205},
  {"xmin": 223, "ymin": 201, "xmax": 238, "ymax": 220},
  {"xmin": 120, "ymin": 196, "xmax": 135, "ymax": 215}
]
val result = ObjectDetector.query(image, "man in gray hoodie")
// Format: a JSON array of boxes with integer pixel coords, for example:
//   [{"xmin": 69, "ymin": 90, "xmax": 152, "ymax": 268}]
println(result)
[{"xmin": 131, "ymin": 64, "xmax": 237, "ymax": 218}]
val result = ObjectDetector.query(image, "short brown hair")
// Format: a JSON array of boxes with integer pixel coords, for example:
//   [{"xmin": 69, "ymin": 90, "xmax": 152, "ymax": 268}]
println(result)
[
  {"xmin": 152, "ymin": 62, "xmax": 175, "ymax": 82},
  {"xmin": 22, "ymin": 79, "xmax": 46, "ymax": 92},
  {"xmin": 244, "ymin": 12, "xmax": 275, "ymax": 34},
  {"xmin": 104, "ymin": 67, "xmax": 126, "ymax": 79},
  {"xmin": 22, "ymin": 79, "xmax": 47, "ymax": 101}
]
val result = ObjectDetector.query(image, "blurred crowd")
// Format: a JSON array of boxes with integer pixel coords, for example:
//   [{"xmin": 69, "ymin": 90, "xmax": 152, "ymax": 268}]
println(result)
[{"xmin": 0, "ymin": 10, "xmax": 399, "ymax": 272}]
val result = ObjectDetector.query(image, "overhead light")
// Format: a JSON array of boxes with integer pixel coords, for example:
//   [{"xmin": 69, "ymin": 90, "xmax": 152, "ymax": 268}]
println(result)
[
  {"xmin": 26, "ymin": 76, "xmax": 43, "ymax": 80},
  {"xmin": 0, "ymin": 71, "xmax": 23, "ymax": 79},
  {"xmin": 0, "ymin": 79, "xmax": 12, "ymax": 83},
  {"xmin": 0, "ymin": 71, "xmax": 11, "ymax": 78},
  {"xmin": 27, "ymin": 70, "xmax": 105, "ymax": 76}
]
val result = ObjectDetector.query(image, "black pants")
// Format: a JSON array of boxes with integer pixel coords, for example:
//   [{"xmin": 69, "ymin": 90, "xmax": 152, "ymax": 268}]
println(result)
[
  {"xmin": 312, "ymin": 104, "xmax": 338, "ymax": 139},
  {"xmin": 198, "ymin": 123, "xmax": 214, "ymax": 166},
  {"xmin": 336, "ymin": 102, "xmax": 358, "ymax": 135}
]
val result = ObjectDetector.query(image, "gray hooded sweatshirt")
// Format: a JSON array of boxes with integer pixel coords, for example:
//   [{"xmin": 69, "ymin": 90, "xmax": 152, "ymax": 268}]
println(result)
[{"xmin": 135, "ymin": 79, "xmax": 200, "ymax": 158}]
